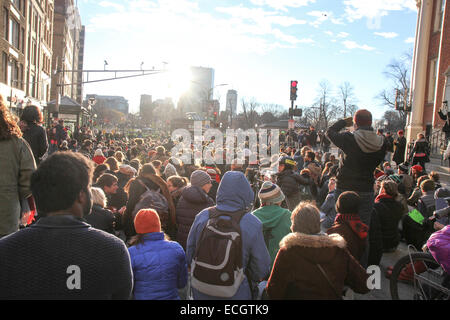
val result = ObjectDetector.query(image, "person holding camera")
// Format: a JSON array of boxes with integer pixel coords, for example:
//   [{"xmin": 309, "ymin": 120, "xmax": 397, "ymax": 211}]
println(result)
[
  {"xmin": 276, "ymin": 156, "xmax": 313, "ymax": 212},
  {"xmin": 325, "ymin": 109, "xmax": 387, "ymax": 267}
]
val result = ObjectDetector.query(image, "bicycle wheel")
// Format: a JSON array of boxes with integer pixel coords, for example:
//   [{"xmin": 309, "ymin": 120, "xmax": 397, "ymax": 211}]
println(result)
[{"xmin": 390, "ymin": 252, "xmax": 450, "ymax": 300}]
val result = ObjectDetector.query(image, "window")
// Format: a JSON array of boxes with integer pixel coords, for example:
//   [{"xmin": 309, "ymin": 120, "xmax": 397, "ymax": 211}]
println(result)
[
  {"xmin": 3, "ymin": 7, "xmax": 8, "ymax": 40},
  {"xmin": 1, "ymin": 52, "xmax": 7, "ymax": 84},
  {"xmin": 434, "ymin": 0, "xmax": 445, "ymax": 32},
  {"xmin": 428, "ymin": 59, "xmax": 438, "ymax": 102},
  {"xmin": 31, "ymin": 38, "xmax": 36, "ymax": 65},
  {"xmin": 9, "ymin": 18, "xmax": 20, "ymax": 49},
  {"xmin": 30, "ymin": 74, "xmax": 36, "ymax": 97}
]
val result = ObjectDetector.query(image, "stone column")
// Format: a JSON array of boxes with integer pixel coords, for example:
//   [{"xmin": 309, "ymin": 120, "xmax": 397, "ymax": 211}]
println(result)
[{"xmin": 406, "ymin": 0, "xmax": 434, "ymax": 147}]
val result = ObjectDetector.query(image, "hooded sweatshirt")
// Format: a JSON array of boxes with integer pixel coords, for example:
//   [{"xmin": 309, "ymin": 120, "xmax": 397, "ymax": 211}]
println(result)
[
  {"xmin": 326, "ymin": 120, "xmax": 386, "ymax": 192},
  {"xmin": 185, "ymin": 171, "xmax": 271, "ymax": 300},
  {"xmin": 252, "ymin": 205, "xmax": 292, "ymax": 267}
]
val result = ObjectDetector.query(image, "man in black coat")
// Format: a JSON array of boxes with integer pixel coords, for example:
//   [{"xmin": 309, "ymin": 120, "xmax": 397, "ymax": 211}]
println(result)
[
  {"xmin": 0, "ymin": 152, "xmax": 133, "ymax": 299},
  {"xmin": 393, "ymin": 130, "xmax": 406, "ymax": 166},
  {"xmin": 326, "ymin": 110, "xmax": 387, "ymax": 267}
]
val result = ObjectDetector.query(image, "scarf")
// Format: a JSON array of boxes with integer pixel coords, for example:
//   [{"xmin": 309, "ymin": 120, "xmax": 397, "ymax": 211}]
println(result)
[
  {"xmin": 375, "ymin": 193, "xmax": 393, "ymax": 203},
  {"xmin": 334, "ymin": 213, "xmax": 368, "ymax": 240}
]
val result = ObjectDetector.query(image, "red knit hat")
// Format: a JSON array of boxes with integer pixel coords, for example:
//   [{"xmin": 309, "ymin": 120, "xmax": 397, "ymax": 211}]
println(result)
[
  {"xmin": 412, "ymin": 165, "xmax": 423, "ymax": 173},
  {"xmin": 134, "ymin": 209, "xmax": 161, "ymax": 234}
]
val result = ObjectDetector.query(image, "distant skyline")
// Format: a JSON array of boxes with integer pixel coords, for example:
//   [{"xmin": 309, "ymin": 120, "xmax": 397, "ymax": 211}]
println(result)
[{"xmin": 77, "ymin": 0, "xmax": 418, "ymax": 120}]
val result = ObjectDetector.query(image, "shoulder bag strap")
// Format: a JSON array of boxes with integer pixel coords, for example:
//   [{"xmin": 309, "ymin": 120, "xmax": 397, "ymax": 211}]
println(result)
[{"xmin": 316, "ymin": 264, "xmax": 342, "ymax": 299}]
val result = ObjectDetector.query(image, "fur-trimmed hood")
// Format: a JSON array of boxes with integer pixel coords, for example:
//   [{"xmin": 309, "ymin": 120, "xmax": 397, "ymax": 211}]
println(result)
[
  {"xmin": 280, "ymin": 232, "xmax": 347, "ymax": 250},
  {"xmin": 279, "ymin": 232, "xmax": 347, "ymax": 264}
]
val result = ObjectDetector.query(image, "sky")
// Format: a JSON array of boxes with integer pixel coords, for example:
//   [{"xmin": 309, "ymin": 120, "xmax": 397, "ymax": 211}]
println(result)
[{"xmin": 76, "ymin": 0, "xmax": 418, "ymax": 120}]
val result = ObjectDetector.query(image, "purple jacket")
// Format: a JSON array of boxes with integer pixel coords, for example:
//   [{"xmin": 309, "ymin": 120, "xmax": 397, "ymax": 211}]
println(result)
[{"xmin": 427, "ymin": 225, "xmax": 450, "ymax": 274}]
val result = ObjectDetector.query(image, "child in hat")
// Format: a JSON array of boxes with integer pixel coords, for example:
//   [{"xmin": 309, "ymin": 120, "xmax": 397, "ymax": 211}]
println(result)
[
  {"xmin": 128, "ymin": 209, "xmax": 188, "ymax": 300},
  {"xmin": 252, "ymin": 181, "xmax": 292, "ymax": 267}
]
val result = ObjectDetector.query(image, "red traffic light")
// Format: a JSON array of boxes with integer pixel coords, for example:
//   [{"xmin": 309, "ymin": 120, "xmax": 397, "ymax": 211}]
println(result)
[
  {"xmin": 291, "ymin": 81, "xmax": 298, "ymax": 88},
  {"xmin": 214, "ymin": 112, "xmax": 218, "ymax": 116}
]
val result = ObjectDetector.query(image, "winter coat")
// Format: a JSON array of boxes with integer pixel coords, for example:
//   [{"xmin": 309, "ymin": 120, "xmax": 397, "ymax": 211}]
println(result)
[
  {"xmin": 186, "ymin": 171, "xmax": 271, "ymax": 300},
  {"xmin": 123, "ymin": 175, "xmax": 176, "ymax": 239},
  {"xmin": 411, "ymin": 138, "xmax": 430, "ymax": 160},
  {"xmin": 175, "ymin": 185, "xmax": 214, "ymax": 250},
  {"xmin": 128, "ymin": 232, "xmax": 188, "ymax": 300},
  {"xmin": 327, "ymin": 216, "xmax": 367, "ymax": 261},
  {"xmin": 326, "ymin": 120, "xmax": 386, "ymax": 192},
  {"xmin": 252, "ymin": 205, "xmax": 292, "ymax": 267},
  {"xmin": 266, "ymin": 232, "xmax": 369, "ymax": 300},
  {"xmin": 84, "ymin": 204, "xmax": 115, "ymax": 234},
  {"xmin": 0, "ymin": 215, "xmax": 133, "ymax": 299},
  {"xmin": 21, "ymin": 122, "xmax": 48, "ymax": 165},
  {"xmin": 368, "ymin": 196, "xmax": 404, "ymax": 265},
  {"xmin": 0, "ymin": 137, "xmax": 36, "ymax": 236},
  {"xmin": 276, "ymin": 169, "xmax": 314, "ymax": 211},
  {"xmin": 320, "ymin": 191, "xmax": 337, "ymax": 230},
  {"xmin": 427, "ymin": 225, "xmax": 450, "ymax": 274},
  {"xmin": 393, "ymin": 136, "xmax": 406, "ymax": 165}
]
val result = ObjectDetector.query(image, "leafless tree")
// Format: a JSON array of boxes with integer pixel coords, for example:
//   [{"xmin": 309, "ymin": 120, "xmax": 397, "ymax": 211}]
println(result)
[
  {"xmin": 377, "ymin": 52, "xmax": 412, "ymax": 126},
  {"xmin": 338, "ymin": 81, "xmax": 358, "ymax": 117},
  {"xmin": 240, "ymin": 98, "xmax": 260, "ymax": 129}
]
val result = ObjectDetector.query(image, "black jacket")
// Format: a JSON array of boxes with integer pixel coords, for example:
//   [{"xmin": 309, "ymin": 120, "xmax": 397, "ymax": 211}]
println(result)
[
  {"xmin": 22, "ymin": 122, "xmax": 48, "ymax": 164},
  {"xmin": 326, "ymin": 120, "xmax": 386, "ymax": 192},
  {"xmin": 393, "ymin": 136, "xmax": 406, "ymax": 164},
  {"xmin": 372, "ymin": 197, "xmax": 404, "ymax": 250},
  {"xmin": 0, "ymin": 215, "xmax": 133, "ymax": 299},
  {"xmin": 276, "ymin": 169, "xmax": 310, "ymax": 197},
  {"xmin": 175, "ymin": 185, "xmax": 214, "ymax": 250},
  {"xmin": 84, "ymin": 204, "xmax": 116, "ymax": 234}
]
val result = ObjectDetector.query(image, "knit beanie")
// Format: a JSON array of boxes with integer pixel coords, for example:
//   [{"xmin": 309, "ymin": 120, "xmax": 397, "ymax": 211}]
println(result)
[
  {"xmin": 292, "ymin": 203, "xmax": 321, "ymax": 235},
  {"xmin": 190, "ymin": 170, "xmax": 212, "ymax": 188},
  {"xmin": 164, "ymin": 163, "xmax": 178, "ymax": 177},
  {"xmin": 258, "ymin": 181, "xmax": 285, "ymax": 205},
  {"xmin": 134, "ymin": 209, "xmax": 161, "ymax": 234},
  {"xmin": 335, "ymin": 191, "xmax": 360, "ymax": 215}
]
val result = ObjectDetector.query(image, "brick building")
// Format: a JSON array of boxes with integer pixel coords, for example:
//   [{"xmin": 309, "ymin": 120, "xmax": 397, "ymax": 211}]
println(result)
[
  {"xmin": 0, "ymin": 0, "xmax": 54, "ymax": 114},
  {"xmin": 407, "ymin": 0, "xmax": 450, "ymax": 150}
]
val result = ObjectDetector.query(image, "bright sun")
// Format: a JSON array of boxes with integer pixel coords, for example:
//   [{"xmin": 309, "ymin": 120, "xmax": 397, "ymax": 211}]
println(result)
[{"xmin": 166, "ymin": 66, "xmax": 193, "ymax": 101}]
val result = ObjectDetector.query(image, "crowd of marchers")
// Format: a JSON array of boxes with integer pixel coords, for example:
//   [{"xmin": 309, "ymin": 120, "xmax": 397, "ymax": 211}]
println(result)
[{"xmin": 0, "ymin": 95, "xmax": 449, "ymax": 300}]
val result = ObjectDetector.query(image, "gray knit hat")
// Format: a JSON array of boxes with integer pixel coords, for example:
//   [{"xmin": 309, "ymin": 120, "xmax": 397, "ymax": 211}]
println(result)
[
  {"xmin": 190, "ymin": 170, "xmax": 212, "ymax": 188},
  {"xmin": 258, "ymin": 181, "xmax": 285, "ymax": 205},
  {"xmin": 164, "ymin": 163, "xmax": 178, "ymax": 178}
]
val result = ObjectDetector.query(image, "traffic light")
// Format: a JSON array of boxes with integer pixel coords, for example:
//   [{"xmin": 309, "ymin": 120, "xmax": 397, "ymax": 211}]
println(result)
[
  {"xmin": 213, "ymin": 111, "xmax": 218, "ymax": 122},
  {"xmin": 290, "ymin": 80, "xmax": 298, "ymax": 101}
]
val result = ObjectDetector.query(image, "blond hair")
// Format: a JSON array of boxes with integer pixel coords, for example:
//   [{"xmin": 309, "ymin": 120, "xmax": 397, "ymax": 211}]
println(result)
[{"xmin": 91, "ymin": 187, "xmax": 107, "ymax": 207}]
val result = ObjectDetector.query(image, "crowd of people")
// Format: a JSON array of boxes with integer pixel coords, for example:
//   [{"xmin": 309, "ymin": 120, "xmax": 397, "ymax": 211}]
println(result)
[{"xmin": 0, "ymin": 94, "xmax": 448, "ymax": 300}]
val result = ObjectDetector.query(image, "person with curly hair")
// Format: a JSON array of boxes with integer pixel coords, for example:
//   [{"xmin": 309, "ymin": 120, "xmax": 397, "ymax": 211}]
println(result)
[{"xmin": 0, "ymin": 95, "xmax": 36, "ymax": 237}]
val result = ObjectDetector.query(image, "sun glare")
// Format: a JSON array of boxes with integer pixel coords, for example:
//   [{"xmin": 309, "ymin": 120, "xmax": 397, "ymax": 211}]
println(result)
[{"xmin": 167, "ymin": 66, "xmax": 193, "ymax": 102}]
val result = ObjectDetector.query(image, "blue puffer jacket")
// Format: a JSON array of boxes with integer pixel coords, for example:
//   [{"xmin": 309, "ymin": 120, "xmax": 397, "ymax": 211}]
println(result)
[
  {"xmin": 128, "ymin": 232, "xmax": 188, "ymax": 300},
  {"xmin": 186, "ymin": 171, "xmax": 271, "ymax": 300}
]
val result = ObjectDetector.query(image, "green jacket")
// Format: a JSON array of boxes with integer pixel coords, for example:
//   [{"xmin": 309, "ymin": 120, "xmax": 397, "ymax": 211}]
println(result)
[
  {"xmin": 0, "ymin": 137, "xmax": 36, "ymax": 236},
  {"xmin": 252, "ymin": 205, "xmax": 292, "ymax": 267}
]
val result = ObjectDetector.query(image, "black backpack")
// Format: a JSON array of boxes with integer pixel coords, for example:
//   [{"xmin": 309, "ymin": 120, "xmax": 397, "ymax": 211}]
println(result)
[{"xmin": 190, "ymin": 207, "xmax": 247, "ymax": 298}]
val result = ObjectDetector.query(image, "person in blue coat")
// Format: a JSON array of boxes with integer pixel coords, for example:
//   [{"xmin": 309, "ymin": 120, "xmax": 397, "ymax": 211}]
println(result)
[
  {"xmin": 186, "ymin": 171, "xmax": 271, "ymax": 300},
  {"xmin": 128, "ymin": 209, "xmax": 188, "ymax": 300}
]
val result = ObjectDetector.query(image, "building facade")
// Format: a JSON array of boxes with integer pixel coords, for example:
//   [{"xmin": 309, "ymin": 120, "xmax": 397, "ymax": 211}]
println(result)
[
  {"xmin": 50, "ymin": 0, "xmax": 84, "ymax": 106},
  {"xmin": 0, "ymin": 0, "xmax": 54, "ymax": 114},
  {"xmin": 226, "ymin": 89, "xmax": 237, "ymax": 117},
  {"xmin": 85, "ymin": 94, "xmax": 129, "ymax": 115},
  {"xmin": 407, "ymin": 0, "xmax": 449, "ymax": 148}
]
